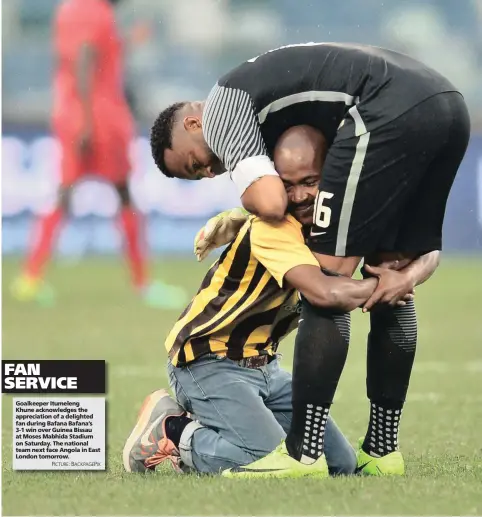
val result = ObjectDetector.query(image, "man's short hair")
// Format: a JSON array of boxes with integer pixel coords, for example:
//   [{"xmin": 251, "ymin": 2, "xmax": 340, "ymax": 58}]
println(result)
[{"xmin": 150, "ymin": 102, "xmax": 187, "ymax": 178}]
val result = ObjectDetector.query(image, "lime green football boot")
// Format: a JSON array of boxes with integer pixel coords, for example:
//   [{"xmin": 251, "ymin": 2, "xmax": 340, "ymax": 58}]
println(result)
[
  {"xmin": 355, "ymin": 438, "xmax": 405, "ymax": 476},
  {"xmin": 222, "ymin": 441, "xmax": 329, "ymax": 479},
  {"xmin": 141, "ymin": 280, "xmax": 188, "ymax": 309}
]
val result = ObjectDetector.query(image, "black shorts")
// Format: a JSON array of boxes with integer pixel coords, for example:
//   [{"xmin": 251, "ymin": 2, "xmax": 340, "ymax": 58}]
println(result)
[{"xmin": 308, "ymin": 92, "xmax": 471, "ymax": 257}]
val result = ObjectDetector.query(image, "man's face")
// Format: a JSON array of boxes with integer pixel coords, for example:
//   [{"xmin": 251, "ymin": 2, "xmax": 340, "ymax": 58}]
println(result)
[
  {"xmin": 164, "ymin": 116, "xmax": 225, "ymax": 180},
  {"xmin": 281, "ymin": 168, "xmax": 320, "ymax": 226},
  {"xmin": 274, "ymin": 130, "xmax": 326, "ymax": 226},
  {"xmin": 274, "ymin": 128, "xmax": 324, "ymax": 227}
]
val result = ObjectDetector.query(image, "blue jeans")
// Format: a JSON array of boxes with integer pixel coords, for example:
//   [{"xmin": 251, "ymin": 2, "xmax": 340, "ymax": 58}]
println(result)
[{"xmin": 167, "ymin": 354, "xmax": 356, "ymax": 475}]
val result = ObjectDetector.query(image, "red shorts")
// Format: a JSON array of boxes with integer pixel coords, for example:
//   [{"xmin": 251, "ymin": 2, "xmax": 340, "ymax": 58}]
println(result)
[{"xmin": 54, "ymin": 107, "xmax": 134, "ymax": 186}]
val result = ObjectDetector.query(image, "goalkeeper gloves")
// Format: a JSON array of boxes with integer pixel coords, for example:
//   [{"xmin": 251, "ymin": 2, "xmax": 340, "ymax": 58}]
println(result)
[{"xmin": 194, "ymin": 207, "xmax": 250, "ymax": 261}]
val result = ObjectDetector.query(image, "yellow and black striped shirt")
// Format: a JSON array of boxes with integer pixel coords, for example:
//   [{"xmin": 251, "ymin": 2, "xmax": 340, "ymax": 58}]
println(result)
[{"xmin": 165, "ymin": 214, "xmax": 320, "ymax": 366}]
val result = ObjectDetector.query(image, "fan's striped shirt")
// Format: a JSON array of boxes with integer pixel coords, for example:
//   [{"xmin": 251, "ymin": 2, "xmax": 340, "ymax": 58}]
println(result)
[{"xmin": 165, "ymin": 215, "xmax": 320, "ymax": 366}]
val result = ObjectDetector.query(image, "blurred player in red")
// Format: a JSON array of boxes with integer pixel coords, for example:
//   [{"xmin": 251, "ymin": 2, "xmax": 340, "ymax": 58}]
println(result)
[{"xmin": 11, "ymin": 0, "xmax": 186, "ymax": 308}]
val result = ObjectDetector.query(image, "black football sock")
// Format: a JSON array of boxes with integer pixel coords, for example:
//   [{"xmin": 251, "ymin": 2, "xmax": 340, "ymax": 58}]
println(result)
[
  {"xmin": 363, "ymin": 300, "xmax": 417, "ymax": 456},
  {"xmin": 165, "ymin": 415, "xmax": 193, "ymax": 447},
  {"xmin": 286, "ymin": 298, "xmax": 350, "ymax": 464}
]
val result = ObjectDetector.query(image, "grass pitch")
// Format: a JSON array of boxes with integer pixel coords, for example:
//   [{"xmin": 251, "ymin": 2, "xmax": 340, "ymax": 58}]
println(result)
[{"xmin": 2, "ymin": 256, "xmax": 482, "ymax": 515}]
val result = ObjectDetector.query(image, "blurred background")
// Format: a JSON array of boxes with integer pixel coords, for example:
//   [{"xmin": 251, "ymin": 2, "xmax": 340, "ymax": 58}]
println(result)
[{"xmin": 2, "ymin": 0, "xmax": 482, "ymax": 257}]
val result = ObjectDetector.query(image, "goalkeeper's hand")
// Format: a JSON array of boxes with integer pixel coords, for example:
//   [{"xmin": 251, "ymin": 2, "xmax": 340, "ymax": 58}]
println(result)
[{"xmin": 194, "ymin": 207, "xmax": 250, "ymax": 262}]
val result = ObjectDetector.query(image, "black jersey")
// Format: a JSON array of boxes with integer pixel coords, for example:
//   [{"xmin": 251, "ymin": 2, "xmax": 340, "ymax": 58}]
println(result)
[{"xmin": 202, "ymin": 42, "xmax": 458, "ymax": 194}]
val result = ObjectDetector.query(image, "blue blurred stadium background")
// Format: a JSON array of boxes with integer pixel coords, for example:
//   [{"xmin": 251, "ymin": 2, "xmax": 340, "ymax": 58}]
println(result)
[{"xmin": 3, "ymin": 0, "xmax": 482, "ymax": 256}]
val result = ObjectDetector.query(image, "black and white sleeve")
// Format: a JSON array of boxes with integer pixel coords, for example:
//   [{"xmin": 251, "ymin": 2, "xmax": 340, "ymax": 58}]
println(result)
[{"xmin": 203, "ymin": 83, "xmax": 279, "ymax": 195}]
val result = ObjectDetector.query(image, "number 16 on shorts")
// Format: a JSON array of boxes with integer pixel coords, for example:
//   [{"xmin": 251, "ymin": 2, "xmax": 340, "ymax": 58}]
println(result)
[{"xmin": 312, "ymin": 191, "xmax": 334, "ymax": 235}]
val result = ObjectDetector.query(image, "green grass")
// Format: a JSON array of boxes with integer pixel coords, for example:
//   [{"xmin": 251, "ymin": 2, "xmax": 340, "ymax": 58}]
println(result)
[{"xmin": 2, "ymin": 256, "xmax": 482, "ymax": 516}]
